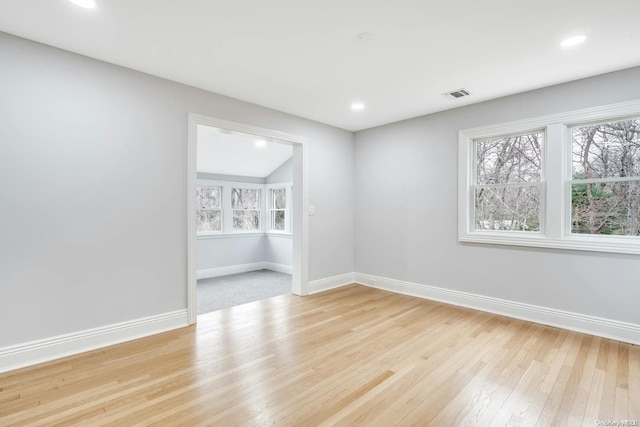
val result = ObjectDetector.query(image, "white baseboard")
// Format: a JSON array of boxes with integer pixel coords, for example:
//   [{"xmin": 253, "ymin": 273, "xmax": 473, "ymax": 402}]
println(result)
[
  {"xmin": 197, "ymin": 262, "xmax": 265, "ymax": 279},
  {"xmin": 197, "ymin": 262, "xmax": 292, "ymax": 279},
  {"xmin": 309, "ymin": 272, "xmax": 355, "ymax": 294},
  {"xmin": 8, "ymin": 273, "xmax": 635, "ymax": 374},
  {"xmin": 354, "ymin": 273, "xmax": 640, "ymax": 345},
  {"xmin": 0, "ymin": 310, "xmax": 188, "ymax": 374},
  {"xmin": 264, "ymin": 262, "xmax": 292, "ymax": 274}
]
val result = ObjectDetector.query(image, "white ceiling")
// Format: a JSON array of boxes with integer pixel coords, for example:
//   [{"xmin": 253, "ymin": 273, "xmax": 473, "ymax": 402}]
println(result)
[
  {"xmin": 1, "ymin": 0, "xmax": 639, "ymax": 131},
  {"xmin": 197, "ymin": 125, "xmax": 292, "ymax": 177}
]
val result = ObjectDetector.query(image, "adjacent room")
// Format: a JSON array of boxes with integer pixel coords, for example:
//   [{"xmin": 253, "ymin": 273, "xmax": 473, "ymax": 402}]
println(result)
[
  {"xmin": 0, "ymin": 0, "xmax": 639, "ymax": 425},
  {"xmin": 196, "ymin": 124, "xmax": 294, "ymax": 314}
]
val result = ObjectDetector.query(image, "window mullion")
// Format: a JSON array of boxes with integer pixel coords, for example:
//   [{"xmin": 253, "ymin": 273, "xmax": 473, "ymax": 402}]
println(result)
[
  {"xmin": 545, "ymin": 123, "xmax": 565, "ymax": 239},
  {"xmin": 223, "ymin": 185, "xmax": 232, "ymax": 232},
  {"xmin": 572, "ymin": 176, "xmax": 640, "ymax": 185},
  {"xmin": 287, "ymin": 186, "xmax": 292, "ymax": 233},
  {"xmin": 459, "ymin": 101, "xmax": 640, "ymax": 253}
]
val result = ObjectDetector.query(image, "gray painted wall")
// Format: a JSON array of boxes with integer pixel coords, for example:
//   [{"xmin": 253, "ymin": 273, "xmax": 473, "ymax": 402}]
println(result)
[
  {"xmin": 265, "ymin": 159, "xmax": 294, "ymax": 266},
  {"xmin": 266, "ymin": 157, "xmax": 293, "ymax": 183},
  {"xmin": 196, "ymin": 234, "xmax": 292, "ymax": 271},
  {"xmin": 354, "ymin": 66, "xmax": 640, "ymax": 326},
  {"xmin": 196, "ymin": 236, "xmax": 265, "ymax": 270},
  {"xmin": 3, "ymin": 27, "xmax": 637, "ymax": 352},
  {"xmin": 0, "ymin": 32, "xmax": 354, "ymax": 347},
  {"xmin": 265, "ymin": 235, "xmax": 293, "ymax": 266}
]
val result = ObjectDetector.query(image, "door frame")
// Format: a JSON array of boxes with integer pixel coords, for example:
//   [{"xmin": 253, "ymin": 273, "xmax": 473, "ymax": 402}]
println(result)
[{"xmin": 187, "ymin": 113, "xmax": 309, "ymax": 324}]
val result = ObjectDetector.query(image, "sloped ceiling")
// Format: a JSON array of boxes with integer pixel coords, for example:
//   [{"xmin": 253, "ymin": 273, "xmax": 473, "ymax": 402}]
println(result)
[{"xmin": 197, "ymin": 125, "xmax": 292, "ymax": 178}]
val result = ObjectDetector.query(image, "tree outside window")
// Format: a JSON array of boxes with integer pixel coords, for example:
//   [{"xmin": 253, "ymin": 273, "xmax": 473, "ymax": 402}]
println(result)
[
  {"xmin": 196, "ymin": 186, "xmax": 222, "ymax": 232},
  {"xmin": 270, "ymin": 188, "xmax": 286, "ymax": 231},
  {"xmin": 232, "ymin": 188, "xmax": 261, "ymax": 230},
  {"xmin": 571, "ymin": 118, "xmax": 640, "ymax": 236},
  {"xmin": 474, "ymin": 132, "xmax": 543, "ymax": 232}
]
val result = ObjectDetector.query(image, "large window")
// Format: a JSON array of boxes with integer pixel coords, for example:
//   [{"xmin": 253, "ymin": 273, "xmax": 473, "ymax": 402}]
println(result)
[
  {"xmin": 570, "ymin": 118, "xmax": 640, "ymax": 236},
  {"xmin": 197, "ymin": 179, "xmax": 291, "ymax": 237},
  {"xmin": 459, "ymin": 100, "xmax": 640, "ymax": 254},
  {"xmin": 269, "ymin": 188, "xmax": 287, "ymax": 232},
  {"xmin": 196, "ymin": 186, "xmax": 222, "ymax": 233},
  {"xmin": 232, "ymin": 188, "xmax": 261, "ymax": 231},
  {"xmin": 474, "ymin": 132, "xmax": 543, "ymax": 232}
]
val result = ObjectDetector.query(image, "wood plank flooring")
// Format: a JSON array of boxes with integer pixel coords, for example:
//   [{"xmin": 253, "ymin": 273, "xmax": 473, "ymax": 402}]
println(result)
[{"xmin": 1, "ymin": 285, "xmax": 638, "ymax": 426}]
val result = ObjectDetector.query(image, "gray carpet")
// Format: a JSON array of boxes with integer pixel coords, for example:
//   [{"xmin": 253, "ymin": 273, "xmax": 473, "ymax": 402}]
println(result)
[{"xmin": 197, "ymin": 269, "xmax": 292, "ymax": 315}]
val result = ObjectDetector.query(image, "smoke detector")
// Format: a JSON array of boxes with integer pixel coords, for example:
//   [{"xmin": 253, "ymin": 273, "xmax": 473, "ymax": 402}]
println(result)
[
  {"xmin": 355, "ymin": 33, "xmax": 372, "ymax": 43},
  {"xmin": 442, "ymin": 88, "xmax": 471, "ymax": 100}
]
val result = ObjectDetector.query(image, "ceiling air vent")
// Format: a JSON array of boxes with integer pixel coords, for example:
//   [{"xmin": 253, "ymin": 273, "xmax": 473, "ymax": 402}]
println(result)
[{"xmin": 442, "ymin": 88, "xmax": 471, "ymax": 100}]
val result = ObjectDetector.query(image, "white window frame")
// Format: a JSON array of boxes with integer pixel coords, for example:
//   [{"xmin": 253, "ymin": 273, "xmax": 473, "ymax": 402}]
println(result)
[
  {"xmin": 197, "ymin": 179, "xmax": 296, "ymax": 238},
  {"xmin": 266, "ymin": 183, "xmax": 293, "ymax": 234},
  {"xmin": 196, "ymin": 184, "xmax": 223, "ymax": 236},
  {"xmin": 197, "ymin": 179, "xmax": 265, "ymax": 237},
  {"xmin": 472, "ymin": 130, "xmax": 546, "ymax": 235},
  {"xmin": 566, "ymin": 118, "xmax": 640, "ymax": 239},
  {"xmin": 459, "ymin": 99, "xmax": 640, "ymax": 255},
  {"xmin": 231, "ymin": 185, "xmax": 263, "ymax": 233}
]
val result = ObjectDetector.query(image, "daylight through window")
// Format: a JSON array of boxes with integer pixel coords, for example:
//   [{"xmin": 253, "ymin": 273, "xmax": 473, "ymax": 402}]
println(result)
[
  {"xmin": 232, "ymin": 188, "xmax": 261, "ymax": 231},
  {"xmin": 196, "ymin": 186, "xmax": 222, "ymax": 232},
  {"xmin": 474, "ymin": 132, "xmax": 543, "ymax": 232},
  {"xmin": 571, "ymin": 118, "xmax": 640, "ymax": 236},
  {"xmin": 459, "ymin": 100, "xmax": 640, "ymax": 254},
  {"xmin": 270, "ymin": 188, "xmax": 287, "ymax": 231}
]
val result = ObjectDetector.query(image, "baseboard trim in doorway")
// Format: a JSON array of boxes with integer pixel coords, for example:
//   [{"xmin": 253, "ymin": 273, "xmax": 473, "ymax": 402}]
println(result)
[
  {"xmin": 197, "ymin": 262, "xmax": 292, "ymax": 280},
  {"xmin": 263, "ymin": 262, "xmax": 292, "ymax": 275},
  {"xmin": 354, "ymin": 273, "xmax": 640, "ymax": 345},
  {"xmin": 197, "ymin": 263, "xmax": 266, "ymax": 279},
  {"xmin": 309, "ymin": 273, "xmax": 355, "ymax": 294},
  {"xmin": 0, "ymin": 310, "xmax": 188, "ymax": 374}
]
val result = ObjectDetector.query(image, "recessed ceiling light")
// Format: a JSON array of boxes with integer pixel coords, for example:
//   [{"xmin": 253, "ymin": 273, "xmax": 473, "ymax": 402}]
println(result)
[
  {"xmin": 255, "ymin": 140, "xmax": 267, "ymax": 148},
  {"xmin": 351, "ymin": 102, "xmax": 365, "ymax": 111},
  {"xmin": 560, "ymin": 34, "xmax": 587, "ymax": 48},
  {"xmin": 70, "ymin": 0, "xmax": 96, "ymax": 8}
]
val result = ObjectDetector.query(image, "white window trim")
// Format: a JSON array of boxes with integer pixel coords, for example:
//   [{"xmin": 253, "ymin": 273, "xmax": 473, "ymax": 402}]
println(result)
[
  {"xmin": 266, "ymin": 182, "xmax": 293, "ymax": 234},
  {"xmin": 230, "ymin": 184, "xmax": 263, "ymax": 233},
  {"xmin": 197, "ymin": 179, "xmax": 293, "ymax": 238},
  {"xmin": 197, "ymin": 232, "xmax": 265, "ymax": 240},
  {"xmin": 459, "ymin": 99, "xmax": 640, "ymax": 255},
  {"xmin": 195, "ymin": 183, "xmax": 223, "ymax": 235},
  {"xmin": 472, "ymin": 129, "xmax": 547, "ymax": 235}
]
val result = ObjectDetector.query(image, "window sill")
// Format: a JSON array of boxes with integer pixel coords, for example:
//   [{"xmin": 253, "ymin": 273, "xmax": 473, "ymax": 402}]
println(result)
[
  {"xmin": 197, "ymin": 232, "xmax": 264, "ymax": 240},
  {"xmin": 197, "ymin": 231, "xmax": 293, "ymax": 240},
  {"xmin": 460, "ymin": 232, "xmax": 640, "ymax": 255}
]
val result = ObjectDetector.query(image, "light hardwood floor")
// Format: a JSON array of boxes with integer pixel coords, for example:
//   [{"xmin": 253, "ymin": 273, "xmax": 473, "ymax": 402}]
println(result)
[{"xmin": 1, "ymin": 285, "xmax": 638, "ymax": 426}]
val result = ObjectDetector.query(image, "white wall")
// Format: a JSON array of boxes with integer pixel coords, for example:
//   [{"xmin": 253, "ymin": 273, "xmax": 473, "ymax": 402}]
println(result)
[
  {"xmin": 354, "ymin": 66, "xmax": 640, "ymax": 326},
  {"xmin": 0, "ymin": 32, "xmax": 354, "ymax": 348}
]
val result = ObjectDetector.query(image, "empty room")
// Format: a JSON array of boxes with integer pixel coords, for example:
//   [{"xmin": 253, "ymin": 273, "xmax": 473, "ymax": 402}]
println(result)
[
  {"xmin": 195, "ymin": 124, "xmax": 295, "ymax": 315},
  {"xmin": 0, "ymin": 0, "xmax": 639, "ymax": 425}
]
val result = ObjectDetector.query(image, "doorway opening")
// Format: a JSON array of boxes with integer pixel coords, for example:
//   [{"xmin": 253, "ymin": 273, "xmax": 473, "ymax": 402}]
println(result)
[{"xmin": 187, "ymin": 114, "xmax": 308, "ymax": 324}]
